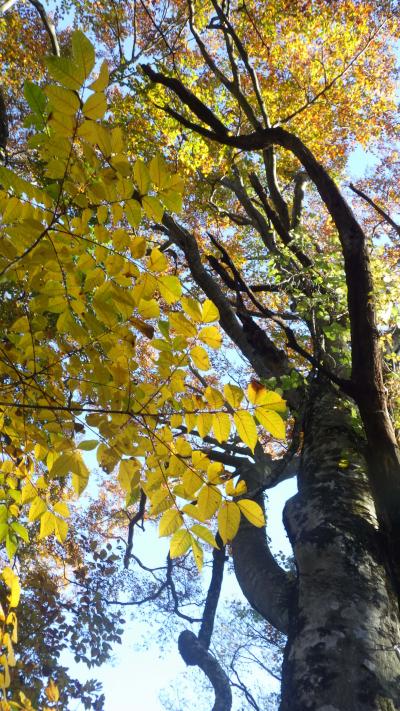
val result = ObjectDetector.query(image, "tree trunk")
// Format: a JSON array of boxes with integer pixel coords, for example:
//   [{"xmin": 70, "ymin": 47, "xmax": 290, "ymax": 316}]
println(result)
[{"xmin": 281, "ymin": 383, "xmax": 400, "ymax": 710}]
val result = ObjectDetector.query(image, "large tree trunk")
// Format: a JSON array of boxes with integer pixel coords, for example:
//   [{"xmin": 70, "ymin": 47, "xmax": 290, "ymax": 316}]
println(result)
[{"xmin": 280, "ymin": 383, "xmax": 400, "ymax": 710}]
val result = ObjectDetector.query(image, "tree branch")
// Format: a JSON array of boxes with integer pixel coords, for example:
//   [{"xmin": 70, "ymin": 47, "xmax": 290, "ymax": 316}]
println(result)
[{"xmin": 349, "ymin": 182, "xmax": 400, "ymax": 237}]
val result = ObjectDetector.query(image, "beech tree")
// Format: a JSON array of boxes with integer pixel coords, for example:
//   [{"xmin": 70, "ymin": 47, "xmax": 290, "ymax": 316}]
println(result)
[{"xmin": 1, "ymin": 1, "xmax": 400, "ymax": 709}]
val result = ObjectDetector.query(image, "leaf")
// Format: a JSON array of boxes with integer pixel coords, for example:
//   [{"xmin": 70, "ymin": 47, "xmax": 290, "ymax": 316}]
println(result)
[
  {"xmin": 134, "ymin": 160, "xmax": 151, "ymax": 194},
  {"xmin": 190, "ymin": 345, "xmax": 211, "ymax": 370},
  {"xmin": 44, "ymin": 56, "xmax": 84, "ymax": 90},
  {"xmin": 169, "ymin": 312, "xmax": 197, "ymax": 338},
  {"xmin": 72, "ymin": 30, "xmax": 95, "ymax": 78},
  {"xmin": 71, "ymin": 453, "xmax": 90, "ymax": 496},
  {"xmin": 138, "ymin": 298, "xmax": 160, "ymax": 319},
  {"xmin": 53, "ymin": 502, "xmax": 71, "ymax": 518},
  {"xmin": 254, "ymin": 407, "xmax": 286, "ymax": 440},
  {"xmin": 45, "ymin": 85, "xmax": 80, "ymax": 115},
  {"xmin": 129, "ymin": 316, "xmax": 155, "ymax": 339},
  {"xmin": 39, "ymin": 511, "xmax": 55, "ymax": 539},
  {"xmin": 196, "ymin": 412, "xmax": 213, "ymax": 438},
  {"xmin": 234, "ymin": 410, "xmax": 258, "ymax": 452},
  {"xmin": 45, "ymin": 679, "xmax": 60, "ymax": 703},
  {"xmin": 212, "ymin": 412, "xmax": 231, "ymax": 443},
  {"xmin": 82, "ymin": 92, "xmax": 107, "ymax": 120},
  {"xmin": 247, "ymin": 382, "xmax": 286, "ymax": 411},
  {"xmin": 3, "ymin": 569, "xmax": 20, "ymax": 608},
  {"xmin": 149, "ymin": 154, "xmax": 169, "ymax": 189},
  {"xmin": 191, "ymin": 537, "xmax": 203, "ymax": 572},
  {"xmin": 218, "ymin": 502, "xmax": 241, "ymax": 544},
  {"xmin": 24, "ymin": 81, "xmax": 47, "ymax": 115},
  {"xmin": 191, "ymin": 524, "xmax": 219, "ymax": 548},
  {"xmin": 159, "ymin": 509, "xmax": 183, "ymax": 537},
  {"xmin": 237, "ymin": 499, "xmax": 265, "ymax": 527},
  {"xmin": 28, "ymin": 497, "xmax": 47, "ymax": 522},
  {"xmin": 223, "ymin": 384, "xmax": 244, "ymax": 408},
  {"xmin": 118, "ymin": 459, "xmax": 140, "ymax": 493},
  {"xmin": 89, "ymin": 60, "xmax": 109, "ymax": 91},
  {"xmin": 198, "ymin": 485, "xmax": 221, "ymax": 520},
  {"xmin": 10, "ymin": 523, "xmax": 29, "ymax": 543},
  {"xmin": 201, "ymin": 300, "xmax": 220, "ymax": 323},
  {"xmin": 142, "ymin": 195, "xmax": 164, "ymax": 222},
  {"xmin": 169, "ymin": 529, "xmax": 191, "ymax": 558},
  {"xmin": 78, "ymin": 440, "xmax": 98, "ymax": 451},
  {"xmin": 199, "ymin": 325, "xmax": 222, "ymax": 349},
  {"xmin": 54, "ymin": 517, "xmax": 69, "ymax": 543},
  {"xmin": 158, "ymin": 275, "xmax": 182, "ymax": 304},
  {"xmin": 182, "ymin": 297, "xmax": 203, "ymax": 321},
  {"xmin": 149, "ymin": 248, "xmax": 168, "ymax": 273}
]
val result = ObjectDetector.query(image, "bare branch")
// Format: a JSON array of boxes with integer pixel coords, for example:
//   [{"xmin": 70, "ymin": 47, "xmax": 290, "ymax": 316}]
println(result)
[{"xmin": 349, "ymin": 182, "xmax": 400, "ymax": 237}]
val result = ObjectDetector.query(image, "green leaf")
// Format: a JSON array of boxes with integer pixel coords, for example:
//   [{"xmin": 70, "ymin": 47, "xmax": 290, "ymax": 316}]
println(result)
[{"xmin": 24, "ymin": 81, "xmax": 47, "ymax": 115}]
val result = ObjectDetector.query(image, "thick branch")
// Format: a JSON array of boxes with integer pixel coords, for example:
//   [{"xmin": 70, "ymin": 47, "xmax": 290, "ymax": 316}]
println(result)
[
  {"xmin": 162, "ymin": 213, "xmax": 291, "ymax": 384},
  {"xmin": 178, "ymin": 630, "xmax": 232, "ymax": 711}
]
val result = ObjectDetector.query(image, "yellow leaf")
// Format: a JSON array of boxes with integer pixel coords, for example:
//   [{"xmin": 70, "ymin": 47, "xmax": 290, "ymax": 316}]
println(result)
[
  {"xmin": 237, "ymin": 499, "xmax": 265, "ymax": 527},
  {"xmin": 72, "ymin": 30, "xmax": 95, "ymax": 78},
  {"xmin": 234, "ymin": 410, "xmax": 258, "ymax": 452},
  {"xmin": 181, "ymin": 503, "xmax": 205, "ymax": 522},
  {"xmin": 234, "ymin": 480, "xmax": 247, "ymax": 495},
  {"xmin": 54, "ymin": 518, "xmax": 69, "ymax": 543},
  {"xmin": 2, "ymin": 569, "xmax": 20, "ymax": 608},
  {"xmin": 130, "ymin": 236, "xmax": 147, "ymax": 258},
  {"xmin": 149, "ymin": 154, "xmax": 170, "ymax": 189},
  {"xmin": 83, "ymin": 92, "xmax": 107, "ymax": 120},
  {"xmin": 223, "ymin": 384, "xmax": 244, "ymax": 408},
  {"xmin": 247, "ymin": 383, "xmax": 286, "ymax": 411},
  {"xmin": 89, "ymin": 59, "xmax": 109, "ymax": 91},
  {"xmin": 205, "ymin": 387, "xmax": 224, "ymax": 408},
  {"xmin": 198, "ymin": 484, "xmax": 221, "ymax": 520},
  {"xmin": 201, "ymin": 300, "xmax": 219, "ymax": 323},
  {"xmin": 45, "ymin": 679, "xmax": 60, "ymax": 703},
  {"xmin": 134, "ymin": 159, "xmax": 151, "ymax": 194},
  {"xmin": 218, "ymin": 502, "xmax": 240, "ymax": 544},
  {"xmin": 190, "ymin": 345, "xmax": 210, "ymax": 370},
  {"xmin": 159, "ymin": 509, "xmax": 183, "ymax": 537},
  {"xmin": 170, "ymin": 312, "xmax": 197, "ymax": 338},
  {"xmin": 125, "ymin": 199, "xmax": 142, "ymax": 229},
  {"xmin": 212, "ymin": 412, "xmax": 231, "ymax": 443},
  {"xmin": 191, "ymin": 537, "xmax": 203, "ymax": 572},
  {"xmin": 191, "ymin": 524, "xmax": 219, "ymax": 548},
  {"xmin": 45, "ymin": 85, "xmax": 80, "ymax": 115},
  {"xmin": 182, "ymin": 469, "xmax": 203, "ymax": 495},
  {"xmin": 118, "ymin": 460, "xmax": 140, "ymax": 493},
  {"xmin": 142, "ymin": 195, "xmax": 164, "ymax": 222},
  {"xmin": 207, "ymin": 461, "xmax": 223, "ymax": 484},
  {"xmin": 138, "ymin": 298, "xmax": 160, "ymax": 319},
  {"xmin": 196, "ymin": 412, "xmax": 213, "ymax": 438},
  {"xmin": 182, "ymin": 297, "xmax": 203, "ymax": 322},
  {"xmin": 44, "ymin": 56, "xmax": 84, "ymax": 90},
  {"xmin": 158, "ymin": 275, "xmax": 182, "ymax": 304},
  {"xmin": 169, "ymin": 529, "xmax": 191, "ymax": 558},
  {"xmin": 254, "ymin": 407, "xmax": 286, "ymax": 440},
  {"xmin": 28, "ymin": 497, "xmax": 47, "ymax": 522},
  {"xmin": 53, "ymin": 502, "xmax": 70, "ymax": 518},
  {"xmin": 71, "ymin": 452, "xmax": 90, "ymax": 496},
  {"xmin": 199, "ymin": 325, "xmax": 222, "ymax": 349},
  {"xmin": 149, "ymin": 248, "xmax": 168, "ymax": 273},
  {"xmin": 39, "ymin": 511, "xmax": 55, "ymax": 539}
]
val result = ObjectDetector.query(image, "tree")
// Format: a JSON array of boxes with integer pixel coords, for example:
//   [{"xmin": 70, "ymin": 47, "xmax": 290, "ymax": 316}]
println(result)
[{"xmin": 0, "ymin": 1, "xmax": 400, "ymax": 709}]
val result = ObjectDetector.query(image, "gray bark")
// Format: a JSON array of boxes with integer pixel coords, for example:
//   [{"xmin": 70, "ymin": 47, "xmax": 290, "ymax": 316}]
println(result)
[{"xmin": 281, "ymin": 383, "xmax": 400, "ymax": 710}]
